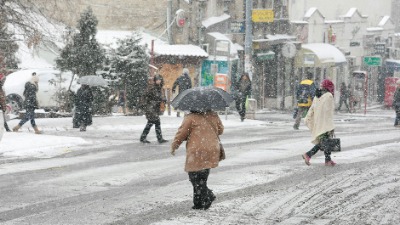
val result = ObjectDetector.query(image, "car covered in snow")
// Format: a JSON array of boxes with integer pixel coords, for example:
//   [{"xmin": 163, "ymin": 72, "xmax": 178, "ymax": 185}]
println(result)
[{"xmin": 4, "ymin": 68, "xmax": 79, "ymax": 114}]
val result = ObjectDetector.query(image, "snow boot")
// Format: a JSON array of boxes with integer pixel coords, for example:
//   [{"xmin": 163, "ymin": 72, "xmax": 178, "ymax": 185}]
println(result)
[
  {"xmin": 12, "ymin": 125, "xmax": 21, "ymax": 132},
  {"xmin": 33, "ymin": 126, "xmax": 42, "ymax": 134},
  {"xmin": 325, "ymin": 160, "xmax": 336, "ymax": 166},
  {"xmin": 302, "ymin": 153, "xmax": 311, "ymax": 166}
]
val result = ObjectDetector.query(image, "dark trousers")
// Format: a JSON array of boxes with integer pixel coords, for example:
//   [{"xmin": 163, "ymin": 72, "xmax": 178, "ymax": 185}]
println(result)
[
  {"xmin": 305, "ymin": 135, "xmax": 332, "ymax": 162},
  {"xmin": 18, "ymin": 109, "xmax": 36, "ymax": 127},
  {"xmin": 395, "ymin": 110, "xmax": 400, "ymax": 126},
  {"xmin": 188, "ymin": 169, "xmax": 214, "ymax": 208},
  {"xmin": 140, "ymin": 118, "xmax": 163, "ymax": 141},
  {"xmin": 235, "ymin": 96, "xmax": 246, "ymax": 118},
  {"xmin": 338, "ymin": 97, "xmax": 350, "ymax": 111},
  {"xmin": 294, "ymin": 106, "xmax": 309, "ymax": 128}
]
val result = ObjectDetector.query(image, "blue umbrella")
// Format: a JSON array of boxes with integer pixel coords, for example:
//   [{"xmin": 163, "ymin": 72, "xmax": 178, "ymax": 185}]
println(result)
[{"xmin": 171, "ymin": 86, "xmax": 234, "ymax": 111}]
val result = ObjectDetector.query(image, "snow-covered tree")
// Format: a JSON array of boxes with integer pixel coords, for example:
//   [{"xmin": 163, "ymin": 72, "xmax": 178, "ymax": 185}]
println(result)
[
  {"xmin": 56, "ymin": 7, "xmax": 105, "ymax": 79},
  {"xmin": 0, "ymin": 19, "xmax": 19, "ymax": 72},
  {"xmin": 112, "ymin": 32, "xmax": 149, "ymax": 111}
]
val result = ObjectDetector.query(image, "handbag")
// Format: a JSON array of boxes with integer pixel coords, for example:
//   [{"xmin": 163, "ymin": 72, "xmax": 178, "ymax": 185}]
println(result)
[
  {"xmin": 204, "ymin": 115, "xmax": 226, "ymax": 161},
  {"xmin": 321, "ymin": 138, "xmax": 341, "ymax": 152}
]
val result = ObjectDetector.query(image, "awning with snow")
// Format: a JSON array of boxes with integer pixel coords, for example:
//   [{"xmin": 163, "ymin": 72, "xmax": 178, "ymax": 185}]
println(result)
[
  {"xmin": 295, "ymin": 43, "xmax": 347, "ymax": 67},
  {"xmin": 153, "ymin": 44, "xmax": 208, "ymax": 57}
]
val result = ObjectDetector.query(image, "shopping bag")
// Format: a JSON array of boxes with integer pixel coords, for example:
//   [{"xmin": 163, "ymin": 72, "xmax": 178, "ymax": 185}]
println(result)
[
  {"xmin": 321, "ymin": 138, "xmax": 341, "ymax": 152},
  {"xmin": 219, "ymin": 143, "xmax": 226, "ymax": 161}
]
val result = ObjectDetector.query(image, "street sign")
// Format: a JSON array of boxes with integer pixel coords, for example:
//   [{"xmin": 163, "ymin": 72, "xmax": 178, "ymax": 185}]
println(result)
[
  {"xmin": 256, "ymin": 51, "xmax": 275, "ymax": 61},
  {"xmin": 230, "ymin": 21, "xmax": 245, "ymax": 33},
  {"xmin": 252, "ymin": 9, "xmax": 274, "ymax": 23},
  {"xmin": 363, "ymin": 56, "xmax": 382, "ymax": 66}
]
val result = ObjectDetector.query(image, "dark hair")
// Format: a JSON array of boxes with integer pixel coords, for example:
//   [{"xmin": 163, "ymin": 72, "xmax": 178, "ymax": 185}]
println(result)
[
  {"xmin": 153, "ymin": 74, "xmax": 164, "ymax": 87},
  {"xmin": 306, "ymin": 72, "xmax": 313, "ymax": 80}
]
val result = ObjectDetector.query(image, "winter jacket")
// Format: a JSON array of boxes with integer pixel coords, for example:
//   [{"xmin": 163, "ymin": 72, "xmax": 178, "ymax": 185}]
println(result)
[
  {"xmin": 296, "ymin": 79, "xmax": 316, "ymax": 107},
  {"xmin": 235, "ymin": 78, "xmax": 252, "ymax": 99},
  {"xmin": 23, "ymin": 81, "xmax": 38, "ymax": 110},
  {"xmin": 172, "ymin": 74, "xmax": 192, "ymax": 94},
  {"xmin": 74, "ymin": 86, "xmax": 94, "ymax": 126},
  {"xmin": 393, "ymin": 88, "xmax": 400, "ymax": 111},
  {"xmin": 171, "ymin": 111, "xmax": 224, "ymax": 172},
  {"xmin": 304, "ymin": 91, "xmax": 335, "ymax": 144},
  {"xmin": 143, "ymin": 83, "xmax": 163, "ymax": 122}
]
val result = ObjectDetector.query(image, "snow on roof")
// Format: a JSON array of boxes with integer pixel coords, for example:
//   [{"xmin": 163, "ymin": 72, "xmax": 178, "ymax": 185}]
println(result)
[
  {"xmin": 367, "ymin": 27, "xmax": 383, "ymax": 32},
  {"xmin": 291, "ymin": 20, "xmax": 308, "ymax": 24},
  {"xmin": 344, "ymin": 8, "xmax": 357, "ymax": 18},
  {"xmin": 266, "ymin": 34, "xmax": 296, "ymax": 41},
  {"xmin": 207, "ymin": 32, "xmax": 238, "ymax": 56},
  {"xmin": 153, "ymin": 44, "xmax": 208, "ymax": 57},
  {"xmin": 304, "ymin": 7, "xmax": 319, "ymax": 18},
  {"xmin": 302, "ymin": 43, "xmax": 347, "ymax": 64},
  {"xmin": 97, "ymin": 30, "xmax": 207, "ymax": 58},
  {"xmin": 202, "ymin": 14, "xmax": 231, "ymax": 28},
  {"xmin": 378, "ymin": 16, "xmax": 390, "ymax": 27},
  {"xmin": 385, "ymin": 59, "xmax": 400, "ymax": 64},
  {"xmin": 233, "ymin": 43, "xmax": 244, "ymax": 51}
]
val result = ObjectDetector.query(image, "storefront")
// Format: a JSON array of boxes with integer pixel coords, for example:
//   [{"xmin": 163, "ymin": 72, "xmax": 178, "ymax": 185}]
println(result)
[{"xmin": 295, "ymin": 43, "xmax": 347, "ymax": 96}]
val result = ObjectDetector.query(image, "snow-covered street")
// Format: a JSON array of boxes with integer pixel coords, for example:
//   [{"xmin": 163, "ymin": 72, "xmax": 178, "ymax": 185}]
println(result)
[{"xmin": 0, "ymin": 108, "xmax": 399, "ymax": 225}]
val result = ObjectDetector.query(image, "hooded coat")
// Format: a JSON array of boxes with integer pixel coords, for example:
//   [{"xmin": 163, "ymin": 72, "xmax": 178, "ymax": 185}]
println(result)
[
  {"xmin": 23, "ymin": 80, "xmax": 39, "ymax": 110},
  {"xmin": 172, "ymin": 73, "xmax": 192, "ymax": 94},
  {"xmin": 304, "ymin": 91, "xmax": 335, "ymax": 144},
  {"xmin": 171, "ymin": 111, "xmax": 224, "ymax": 172}
]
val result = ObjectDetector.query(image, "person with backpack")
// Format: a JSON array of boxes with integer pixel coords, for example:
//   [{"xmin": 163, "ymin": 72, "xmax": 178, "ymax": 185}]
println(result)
[{"xmin": 293, "ymin": 72, "xmax": 316, "ymax": 130}]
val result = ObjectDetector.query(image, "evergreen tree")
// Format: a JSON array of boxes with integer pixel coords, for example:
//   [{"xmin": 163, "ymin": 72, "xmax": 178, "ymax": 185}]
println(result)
[
  {"xmin": 112, "ymin": 32, "xmax": 149, "ymax": 111},
  {"xmin": 56, "ymin": 7, "xmax": 105, "ymax": 79}
]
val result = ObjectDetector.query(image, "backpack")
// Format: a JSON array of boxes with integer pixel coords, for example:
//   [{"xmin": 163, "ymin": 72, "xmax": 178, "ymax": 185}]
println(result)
[{"xmin": 297, "ymin": 84, "xmax": 312, "ymax": 104}]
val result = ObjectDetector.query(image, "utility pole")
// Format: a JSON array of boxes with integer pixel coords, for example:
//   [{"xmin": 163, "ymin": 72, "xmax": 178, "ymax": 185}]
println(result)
[
  {"xmin": 167, "ymin": 0, "xmax": 173, "ymax": 44},
  {"xmin": 244, "ymin": 0, "xmax": 253, "ymax": 79}
]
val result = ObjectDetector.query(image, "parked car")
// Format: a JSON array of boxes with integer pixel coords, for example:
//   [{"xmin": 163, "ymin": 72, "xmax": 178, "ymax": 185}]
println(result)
[{"xmin": 4, "ymin": 68, "xmax": 79, "ymax": 114}]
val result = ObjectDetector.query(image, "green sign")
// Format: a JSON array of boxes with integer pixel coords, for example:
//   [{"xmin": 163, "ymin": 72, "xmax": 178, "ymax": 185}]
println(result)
[
  {"xmin": 363, "ymin": 56, "xmax": 382, "ymax": 66},
  {"xmin": 256, "ymin": 51, "xmax": 275, "ymax": 61}
]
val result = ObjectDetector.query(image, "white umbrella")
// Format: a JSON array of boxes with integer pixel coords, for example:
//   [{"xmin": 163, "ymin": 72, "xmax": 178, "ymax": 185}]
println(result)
[{"xmin": 77, "ymin": 75, "xmax": 108, "ymax": 87}]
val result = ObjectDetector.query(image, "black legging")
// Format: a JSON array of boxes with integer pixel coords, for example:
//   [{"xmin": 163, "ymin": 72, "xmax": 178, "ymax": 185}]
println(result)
[
  {"xmin": 305, "ymin": 135, "xmax": 332, "ymax": 162},
  {"xmin": 188, "ymin": 169, "xmax": 215, "ymax": 209}
]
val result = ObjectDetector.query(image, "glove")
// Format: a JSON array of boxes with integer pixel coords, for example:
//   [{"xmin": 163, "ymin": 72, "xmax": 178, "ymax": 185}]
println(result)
[{"xmin": 170, "ymin": 148, "xmax": 176, "ymax": 156}]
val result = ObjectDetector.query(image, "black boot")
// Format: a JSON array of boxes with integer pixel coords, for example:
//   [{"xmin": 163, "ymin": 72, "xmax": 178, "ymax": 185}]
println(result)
[
  {"xmin": 155, "ymin": 121, "xmax": 167, "ymax": 144},
  {"xmin": 140, "ymin": 121, "xmax": 153, "ymax": 143}
]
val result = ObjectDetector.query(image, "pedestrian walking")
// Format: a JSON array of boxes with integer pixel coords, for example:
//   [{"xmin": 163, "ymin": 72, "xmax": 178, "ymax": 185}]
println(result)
[
  {"xmin": 392, "ymin": 80, "xmax": 400, "ymax": 127},
  {"xmin": 140, "ymin": 75, "xmax": 168, "ymax": 144},
  {"xmin": 302, "ymin": 79, "xmax": 337, "ymax": 166},
  {"xmin": 12, "ymin": 72, "xmax": 41, "ymax": 134},
  {"xmin": 337, "ymin": 82, "xmax": 350, "ymax": 112},
  {"xmin": 0, "ymin": 73, "xmax": 11, "ymax": 132},
  {"xmin": 117, "ymin": 90, "xmax": 125, "ymax": 113},
  {"xmin": 170, "ymin": 110, "xmax": 224, "ymax": 210},
  {"xmin": 172, "ymin": 68, "xmax": 192, "ymax": 117},
  {"xmin": 235, "ymin": 72, "xmax": 252, "ymax": 122},
  {"xmin": 74, "ymin": 84, "xmax": 94, "ymax": 132},
  {"xmin": 293, "ymin": 72, "xmax": 317, "ymax": 130}
]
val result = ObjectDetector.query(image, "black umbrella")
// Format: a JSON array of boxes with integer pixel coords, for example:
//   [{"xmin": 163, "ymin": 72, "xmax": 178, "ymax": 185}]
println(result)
[{"xmin": 171, "ymin": 86, "xmax": 234, "ymax": 111}]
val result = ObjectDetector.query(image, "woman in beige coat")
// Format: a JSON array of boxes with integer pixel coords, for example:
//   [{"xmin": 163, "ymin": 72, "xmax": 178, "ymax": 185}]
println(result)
[
  {"xmin": 302, "ymin": 79, "xmax": 337, "ymax": 166},
  {"xmin": 171, "ymin": 110, "xmax": 223, "ymax": 210}
]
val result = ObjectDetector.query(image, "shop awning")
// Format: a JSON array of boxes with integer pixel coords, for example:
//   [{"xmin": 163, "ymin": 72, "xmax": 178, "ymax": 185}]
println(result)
[{"xmin": 296, "ymin": 43, "xmax": 347, "ymax": 67}]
